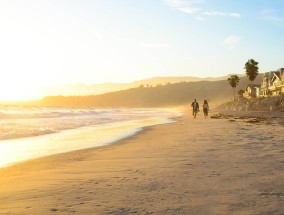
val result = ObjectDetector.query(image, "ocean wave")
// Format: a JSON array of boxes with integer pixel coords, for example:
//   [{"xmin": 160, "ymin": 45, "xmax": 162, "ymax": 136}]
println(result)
[{"xmin": 0, "ymin": 107, "xmax": 178, "ymax": 141}]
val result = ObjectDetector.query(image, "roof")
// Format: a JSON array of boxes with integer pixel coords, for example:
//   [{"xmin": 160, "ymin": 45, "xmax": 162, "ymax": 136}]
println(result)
[
  {"xmin": 245, "ymin": 84, "xmax": 261, "ymax": 90},
  {"xmin": 271, "ymin": 72, "xmax": 281, "ymax": 82},
  {"xmin": 263, "ymin": 71, "xmax": 276, "ymax": 78}
]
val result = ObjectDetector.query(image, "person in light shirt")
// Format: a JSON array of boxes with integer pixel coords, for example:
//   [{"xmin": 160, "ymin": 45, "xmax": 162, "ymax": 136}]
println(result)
[{"xmin": 203, "ymin": 100, "xmax": 209, "ymax": 118}]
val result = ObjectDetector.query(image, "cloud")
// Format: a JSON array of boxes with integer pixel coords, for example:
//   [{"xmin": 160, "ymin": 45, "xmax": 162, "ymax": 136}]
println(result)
[
  {"xmin": 195, "ymin": 16, "xmax": 205, "ymax": 21},
  {"xmin": 139, "ymin": 43, "xmax": 173, "ymax": 48},
  {"xmin": 178, "ymin": 7, "xmax": 201, "ymax": 14},
  {"xmin": 164, "ymin": 0, "xmax": 206, "ymax": 8},
  {"xmin": 164, "ymin": 0, "xmax": 203, "ymax": 15},
  {"xmin": 261, "ymin": 9, "xmax": 282, "ymax": 25},
  {"xmin": 164, "ymin": 0, "xmax": 187, "ymax": 8},
  {"xmin": 203, "ymin": 11, "xmax": 241, "ymax": 18},
  {"xmin": 222, "ymin": 35, "xmax": 243, "ymax": 49},
  {"xmin": 164, "ymin": 0, "xmax": 240, "ymax": 20}
]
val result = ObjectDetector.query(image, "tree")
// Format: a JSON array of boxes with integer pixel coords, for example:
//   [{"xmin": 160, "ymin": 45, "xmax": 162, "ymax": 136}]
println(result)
[
  {"xmin": 228, "ymin": 75, "xmax": 240, "ymax": 100},
  {"xmin": 244, "ymin": 59, "xmax": 259, "ymax": 84},
  {"xmin": 238, "ymin": 89, "xmax": 245, "ymax": 97}
]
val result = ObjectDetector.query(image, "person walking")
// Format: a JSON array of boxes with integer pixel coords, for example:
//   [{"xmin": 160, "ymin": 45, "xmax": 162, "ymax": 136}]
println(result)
[
  {"xmin": 203, "ymin": 100, "xmax": 209, "ymax": 118},
  {"xmin": 191, "ymin": 99, "xmax": 199, "ymax": 119}
]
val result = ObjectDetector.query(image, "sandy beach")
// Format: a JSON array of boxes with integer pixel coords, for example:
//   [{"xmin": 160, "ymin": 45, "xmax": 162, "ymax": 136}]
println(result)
[{"xmin": 0, "ymin": 110, "xmax": 283, "ymax": 215}]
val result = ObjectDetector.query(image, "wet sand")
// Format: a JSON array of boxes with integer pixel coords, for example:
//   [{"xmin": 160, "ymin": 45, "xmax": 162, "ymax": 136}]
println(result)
[{"xmin": 0, "ymin": 111, "xmax": 283, "ymax": 214}]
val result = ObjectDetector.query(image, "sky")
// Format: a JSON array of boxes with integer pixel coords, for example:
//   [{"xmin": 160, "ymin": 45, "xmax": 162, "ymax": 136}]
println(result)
[{"xmin": 0, "ymin": 0, "xmax": 284, "ymax": 100}]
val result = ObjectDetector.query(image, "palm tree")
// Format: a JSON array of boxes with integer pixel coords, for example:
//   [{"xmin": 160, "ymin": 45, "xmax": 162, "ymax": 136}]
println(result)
[
  {"xmin": 228, "ymin": 75, "xmax": 240, "ymax": 100},
  {"xmin": 244, "ymin": 59, "xmax": 259, "ymax": 84}
]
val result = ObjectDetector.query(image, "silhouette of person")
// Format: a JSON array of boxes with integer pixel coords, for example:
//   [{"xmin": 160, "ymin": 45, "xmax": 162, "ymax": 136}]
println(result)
[
  {"xmin": 203, "ymin": 100, "xmax": 209, "ymax": 118},
  {"xmin": 191, "ymin": 99, "xmax": 199, "ymax": 118}
]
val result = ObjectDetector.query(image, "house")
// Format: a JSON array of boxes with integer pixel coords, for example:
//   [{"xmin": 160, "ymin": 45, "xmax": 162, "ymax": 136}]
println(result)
[
  {"xmin": 269, "ymin": 72, "xmax": 281, "ymax": 96},
  {"xmin": 260, "ymin": 68, "xmax": 284, "ymax": 96},
  {"xmin": 243, "ymin": 84, "xmax": 261, "ymax": 98},
  {"xmin": 260, "ymin": 72, "xmax": 273, "ymax": 97},
  {"xmin": 277, "ymin": 68, "xmax": 284, "ymax": 94}
]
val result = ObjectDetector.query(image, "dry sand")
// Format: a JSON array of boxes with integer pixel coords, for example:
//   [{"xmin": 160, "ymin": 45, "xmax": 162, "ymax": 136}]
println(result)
[{"xmin": 0, "ymin": 110, "xmax": 283, "ymax": 215}]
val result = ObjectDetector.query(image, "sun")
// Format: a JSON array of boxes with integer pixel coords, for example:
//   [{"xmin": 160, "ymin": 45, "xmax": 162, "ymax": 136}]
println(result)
[{"xmin": 0, "ymin": 83, "xmax": 42, "ymax": 101}]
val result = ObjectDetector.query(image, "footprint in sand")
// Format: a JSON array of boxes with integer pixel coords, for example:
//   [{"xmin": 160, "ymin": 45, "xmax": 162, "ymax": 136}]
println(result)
[{"xmin": 50, "ymin": 208, "xmax": 58, "ymax": 212}]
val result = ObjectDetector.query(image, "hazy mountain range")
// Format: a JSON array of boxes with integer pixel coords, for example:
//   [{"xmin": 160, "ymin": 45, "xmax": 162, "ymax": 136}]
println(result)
[
  {"xmin": 39, "ymin": 75, "xmax": 244, "ymax": 97},
  {"xmin": 26, "ymin": 74, "xmax": 263, "ymax": 107}
]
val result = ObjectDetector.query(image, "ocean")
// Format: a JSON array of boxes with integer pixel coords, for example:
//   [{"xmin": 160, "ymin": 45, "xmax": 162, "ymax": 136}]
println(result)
[{"xmin": 0, "ymin": 106, "xmax": 179, "ymax": 168}]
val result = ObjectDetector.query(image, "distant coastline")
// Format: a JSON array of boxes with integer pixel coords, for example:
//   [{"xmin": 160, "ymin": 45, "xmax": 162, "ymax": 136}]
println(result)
[{"xmin": 9, "ymin": 75, "xmax": 261, "ymax": 108}]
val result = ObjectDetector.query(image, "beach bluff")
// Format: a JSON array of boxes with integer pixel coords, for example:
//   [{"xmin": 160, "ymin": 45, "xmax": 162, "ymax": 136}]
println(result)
[{"xmin": 219, "ymin": 95, "xmax": 284, "ymax": 112}]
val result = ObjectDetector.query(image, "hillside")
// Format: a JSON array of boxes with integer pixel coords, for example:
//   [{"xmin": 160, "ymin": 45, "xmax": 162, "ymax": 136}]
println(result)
[
  {"xmin": 29, "ymin": 75, "xmax": 262, "ymax": 107},
  {"xmin": 37, "ymin": 75, "xmax": 244, "ymax": 97}
]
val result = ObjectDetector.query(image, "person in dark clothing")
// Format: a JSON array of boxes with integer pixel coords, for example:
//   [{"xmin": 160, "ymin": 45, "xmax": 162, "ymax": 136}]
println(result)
[{"xmin": 191, "ymin": 99, "xmax": 199, "ymax": 118}]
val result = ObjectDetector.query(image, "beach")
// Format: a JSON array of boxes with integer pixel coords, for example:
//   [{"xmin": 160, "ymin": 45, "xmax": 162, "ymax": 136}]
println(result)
[{"xmin": 0, "ymin": 110, "xmax": 283, "ymax": 215}]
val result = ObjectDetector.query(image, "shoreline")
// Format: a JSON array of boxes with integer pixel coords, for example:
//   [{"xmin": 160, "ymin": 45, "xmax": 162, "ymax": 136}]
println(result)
[
  {"xmin": 0, "ymin": 115, "xmax": 178, "ymax": 169},
  {"xmin": 0, "ymin": 110, "xmax": 283, "ymax": 214}
]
